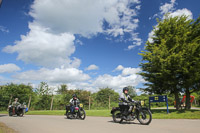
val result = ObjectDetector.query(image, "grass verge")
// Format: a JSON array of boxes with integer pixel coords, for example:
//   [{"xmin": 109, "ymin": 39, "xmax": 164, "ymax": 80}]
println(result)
[
  {"xmin": 0, "ymin": 109, "xmax": 200, "ymax": 119},
  {"xmin": 0, "ymin": 122, "xmax": 16, "ymax": 133}
]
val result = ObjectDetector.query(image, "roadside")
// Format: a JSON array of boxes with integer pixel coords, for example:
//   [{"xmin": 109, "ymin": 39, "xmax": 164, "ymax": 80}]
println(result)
[{"xmin": 0, "ymin": 122, "xmax": 16, "ymax": 133}]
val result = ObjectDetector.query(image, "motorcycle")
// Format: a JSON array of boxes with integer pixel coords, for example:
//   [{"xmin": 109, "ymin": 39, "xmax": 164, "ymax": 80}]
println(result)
[
  {"xmin": 8, "ymin": 103, "xmax": 27, "ymax": 117},
  {"xmin": 66, "ymin": 103, "xmax": 86, "ymax": 120},
  {"xmin": 111, "ymin": 101, "xmax": 152, "ymax": 125}
]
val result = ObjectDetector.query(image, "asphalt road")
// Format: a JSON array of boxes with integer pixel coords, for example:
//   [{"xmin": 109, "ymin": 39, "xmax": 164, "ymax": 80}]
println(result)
[{"xmin": 0, "ymin": 114, "xmax": 200, "ymax": 133}]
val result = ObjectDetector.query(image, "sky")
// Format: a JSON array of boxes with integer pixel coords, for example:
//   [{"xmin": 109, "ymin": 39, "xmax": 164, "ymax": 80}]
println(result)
[{"xmin": 0, "ymin": 0, "xmax": 200, "ymax": 94}]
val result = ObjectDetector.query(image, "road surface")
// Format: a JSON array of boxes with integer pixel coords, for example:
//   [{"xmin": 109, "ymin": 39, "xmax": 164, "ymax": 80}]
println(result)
[{"xmin": 0, "ymin": 114, "xmax": 199, "ymax": 133}]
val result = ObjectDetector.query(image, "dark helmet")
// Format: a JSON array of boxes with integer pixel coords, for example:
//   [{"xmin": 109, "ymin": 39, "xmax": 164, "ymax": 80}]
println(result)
[
  {"xmin": 123, "ymin": 87, "xmax": 129, "ymax": 93},
  {"xmin": 72, "ymin": 94, "xmax": 77, "ymax": 98}
]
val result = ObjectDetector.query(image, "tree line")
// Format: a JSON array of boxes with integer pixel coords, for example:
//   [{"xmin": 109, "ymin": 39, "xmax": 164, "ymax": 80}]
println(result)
[{"xmin": 1, "ymin": 82, "xmax": 200, "ymax": 111}]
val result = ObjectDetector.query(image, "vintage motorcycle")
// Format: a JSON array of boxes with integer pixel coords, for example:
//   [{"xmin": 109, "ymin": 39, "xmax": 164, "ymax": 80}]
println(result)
[
  {"xmin": 66, "ymin": 103, "xmax": 86, "ymax": 120},
  {"xmin": 111, "ymin": 101, "xmax": 152, "ymax": 125},
  {"xmin": 8, "ymin": 103, "xmax": 27, "ymax": 117}
]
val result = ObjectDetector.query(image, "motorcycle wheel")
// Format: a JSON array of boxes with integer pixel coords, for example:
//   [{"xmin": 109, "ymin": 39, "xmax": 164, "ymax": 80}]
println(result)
[
  {"xmin": 9, "ymin": 112, "xmax": 13, "ymax": 116},
  {"xmin": 79, "ymin": 109, "xmax": 86, "ymax": 120},
  {"xmin": 66, "ymin": 112, "xmax": 73, "ymax": 119},
  {"xmin": 112, "ymin": 110, "xmax": 122, "ymax": 123},
  {"xmin": 137, "ymin": 108, "xmax": 152, "ymax": 125}
]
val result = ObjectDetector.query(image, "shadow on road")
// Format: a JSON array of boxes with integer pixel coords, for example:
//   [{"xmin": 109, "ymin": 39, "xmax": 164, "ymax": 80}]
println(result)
[
  {"xmin": 0, "ymin": 114, "xmax": 7, "ymax": 117},
  {"xmin": 107, "ymin": 120, "xmax": 141, "ymax": 125}
]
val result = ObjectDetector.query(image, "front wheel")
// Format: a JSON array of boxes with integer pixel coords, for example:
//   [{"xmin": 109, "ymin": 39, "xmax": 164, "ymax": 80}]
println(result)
[
  {"xmin": 112, "ymin": 110, "xmax": 122, "ymax": 123},
  {"xmin": 137, "ymin": 109, "xmax": 152, "ymax": 125},
  {"xmin": 79, "ymin": 109, "xmax": 86, "ymax": 120}
]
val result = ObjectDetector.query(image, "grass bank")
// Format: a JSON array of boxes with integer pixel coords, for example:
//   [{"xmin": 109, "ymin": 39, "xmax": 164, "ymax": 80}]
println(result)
[
  {"xmin": 0, "ymin": 122, "xmax": 16, "ymax": 133},
  {"xmin": 1, "ymin": 109, "xmax": 200, "ymax": 119}
]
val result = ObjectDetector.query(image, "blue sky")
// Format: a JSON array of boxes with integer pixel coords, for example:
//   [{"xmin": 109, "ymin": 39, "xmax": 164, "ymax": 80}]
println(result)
[{"xmin": 0, "ymin": 0, "xmax": 200, "ymax": 93}]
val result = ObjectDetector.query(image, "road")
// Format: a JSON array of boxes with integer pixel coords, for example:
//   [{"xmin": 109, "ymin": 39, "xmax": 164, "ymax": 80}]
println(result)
[{"xmin": 0, "ymin": 114, "xmax": 200, "ymax": 133}]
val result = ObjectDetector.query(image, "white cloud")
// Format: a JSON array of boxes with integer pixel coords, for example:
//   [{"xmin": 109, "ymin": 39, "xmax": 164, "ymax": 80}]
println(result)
[
  {"xmin": 113, "ymin": 65, "xmax": 124, "ymax": 71},
  {"xmin": 13, "ymin": 67, "xmax": 90, "ymax": 83},
  {"xmin": 3, "ymin": 23, "xmax": 78, "ymax": 68},
  {"xmin": 160, "ymin": 0, "xmax": 176, "ymax": 15},
  {"xmin": 92, "ymin": 72, "xmax": 144, "ymax": 92},
  {"xmin": 85, "ymin": 64, "xmax": 99, "ymax": 71},
  {"xmin": 121, "ymin": 67, "xmax": 141, "ymax": 76},
  {"xmin": 0, "ymin": 64, "xmax": 21, "ymax": 73},
  {"xmin": 29, "ymin": 0, "xmax": 141, "ymax": 44},
  {"xmin": 168, "ymin": 8, "xmax": 193, "ymax": 19}
]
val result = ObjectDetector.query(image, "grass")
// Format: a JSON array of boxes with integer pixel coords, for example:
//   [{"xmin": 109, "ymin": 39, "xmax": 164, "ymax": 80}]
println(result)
[
  {"xmin": 0, "ymin": 122, "xmax": 16, "ymax": 133},
  {"xmin": 0, "ymin": 109, "xmax": 200, "ymax": 119}
]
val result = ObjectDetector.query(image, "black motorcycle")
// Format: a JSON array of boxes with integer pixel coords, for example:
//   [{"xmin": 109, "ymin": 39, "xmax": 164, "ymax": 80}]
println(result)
[
  {"xmin": 66, "ymin": 103, "xmax": 86, "ymax": 120},
  {"xmin": 111, "ymin": 101, "xmax": 152, "ymax": 125},
  {"xmin": 8, "ymin": 103, "xmax": 26, "ymax": 117}
]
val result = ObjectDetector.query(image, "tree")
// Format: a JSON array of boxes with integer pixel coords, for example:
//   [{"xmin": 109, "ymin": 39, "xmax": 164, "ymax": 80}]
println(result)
[
  {"xmin": 95, "ymin": 87, "xmax": 119, "ymax": 108},
  {"xmin": 140, "ymin": 15, "xmax": 200, "ymax": 110},
  {"xmin": 56, "ymin": 84, "xmax": 68, "ymax": 94},
  {"xmin": 0, "ymin": 83, "xmax": 34, "ymax": 110},
  {"xmin": 126, "ymin": 86, "xmax": 137, "ymax": 98},
  {"xmin": 34, "ymin": 82, "xmax": 52, "ymax": 110}
]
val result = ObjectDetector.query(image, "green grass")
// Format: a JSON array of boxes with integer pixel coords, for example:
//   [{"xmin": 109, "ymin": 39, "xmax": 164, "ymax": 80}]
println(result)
[
  {"xmin": 1, "ymin": 109, "xmax": 200, "ymax": 119},
  {"xmin": 151, "ymin": 109, "xmax": 200, "ymax": 119}
]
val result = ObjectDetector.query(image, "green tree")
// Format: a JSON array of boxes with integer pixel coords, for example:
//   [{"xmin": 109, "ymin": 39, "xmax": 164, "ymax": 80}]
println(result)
[
  {"xmin": 140, "ymin": 15, "xmax": 200, "ymax": 110},
  {"xmin": 0, "ymin": 83, "xmax": 34, "ymax": 110},
  {"xmin": 56, "ymin": 84, "xmax": 68, "ymax": 94},
  {"xmin": 95, "ymin": 87, "xmax": 119, "ymax": 109},
  {"xmin": 34, "ymin": 82, "xmax": 52, "ymax": 110},
  {"xmin": 126, "ymin": 86, "xmax": 137, "ymax": 98}
]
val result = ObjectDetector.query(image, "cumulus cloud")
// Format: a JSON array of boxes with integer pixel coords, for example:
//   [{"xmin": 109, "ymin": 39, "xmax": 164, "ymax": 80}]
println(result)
[
  {"xmin": 13, "ymin": 67, "xmax": 90, "ymax": 83},
  {"xmin": 87, "ymin": 65, "xmax": 145, "ymax": 92},
  {"xmin": 113, "ymin": 65, "xmax": 124, "ymax": 71},
  {"xmin": 3, "ymin": 23, "xmax": 78, "ymax": 68},
  {"xmin": 160, "ymin": 0, "xmax": 176, "ymax": 15},
  {"xmin": 85, "ymin": 64, "xmax": 99, "ymax": 71},
  {"xmin": 168, "ymin": 8, "xmax": 193, "ymax": 19},
  {"xmin": 0, "ymin": 64, "xmax": 21, "ymax": 73},
  {"xmin": 92, "ymin": 67, "xmax": 144, "ymax": 92},
  {"xmin": 29, "ymin": 0, "xmax": 141, "ymax": 45}
]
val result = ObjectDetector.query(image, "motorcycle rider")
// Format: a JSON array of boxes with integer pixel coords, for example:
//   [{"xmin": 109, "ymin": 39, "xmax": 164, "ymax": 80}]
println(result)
[
  {"xmin": 119, "ymin": 87, "xmax": 135, "ymax": 119},
  {"xmin": 69, "ymin": 94, "xmax": 80, "ymax": 114},
  {"xmin": 12, "ymin": 98, "xmax": 20, "ymax": 113}
]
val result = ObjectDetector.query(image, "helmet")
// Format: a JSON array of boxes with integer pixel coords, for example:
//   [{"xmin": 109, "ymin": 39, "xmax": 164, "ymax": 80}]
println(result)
[
  {"xmin": 72, "ymin": 94, "xmax": 77, "ymax": 98},
  {"xmin": 123, "ymin": 87, "xmax": 129, "ymax": 93}
]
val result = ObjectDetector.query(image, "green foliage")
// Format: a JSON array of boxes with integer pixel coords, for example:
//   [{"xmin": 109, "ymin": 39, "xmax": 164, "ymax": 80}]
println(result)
[
  {"xmin": 126, "ymin": 86, "xmax": 137, "ymax": 98},
  {"xmin": 139, "ymin": 15, "xmax": 200, "ymax": 109},
  {"xmin": 91, "ymin": 87, "xmax": 119, "ymax": 109},
  {"xmin": 0, "ymin": 83, "xmax": 34, "ymax": 110}
]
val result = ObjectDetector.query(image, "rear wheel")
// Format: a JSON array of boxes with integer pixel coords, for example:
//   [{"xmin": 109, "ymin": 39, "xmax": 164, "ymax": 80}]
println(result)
[
  {"xmin": 137, "ymin": 109, "xmax": 152, "ymax": 125},
  {"xmin": 112, "ymin": 110, "xmax": 122, "ymax": 123},
  {"xmin": 79, "ymin": 109, "xmax": 86, "ymax": 120}
]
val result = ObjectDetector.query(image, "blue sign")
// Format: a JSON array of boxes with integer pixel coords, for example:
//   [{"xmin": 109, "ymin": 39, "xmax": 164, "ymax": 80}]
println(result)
[
  {"xmin": 149, "ymin": 95, "xmax": 167, "ymax": 102},
  {"xmin": 149, "ymin": 95, "xmax": 169, "ymax": 114}
]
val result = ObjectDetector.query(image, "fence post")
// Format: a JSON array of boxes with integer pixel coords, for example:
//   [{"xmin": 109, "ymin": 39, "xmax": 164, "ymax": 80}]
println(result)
[
  {"xmin": 28, "ymin": 95, "xmax": 32, "ymax": 109},
  {"xmin": 50, "ymin": 95, "xmax": 54, "ymax": 110},
  {"xmin": 89, "ymin": 96, "xmax": 91, "ymax": 110}
]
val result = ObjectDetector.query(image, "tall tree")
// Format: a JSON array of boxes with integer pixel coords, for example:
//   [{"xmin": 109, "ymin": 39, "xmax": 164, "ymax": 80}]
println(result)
[
  {"xmin": 140, "ymin": 15, "xmax": 200, "ymax": 110},
  {"xmin": 126, "ymin": 86, "xmax": 137, "ymax": 98}
]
